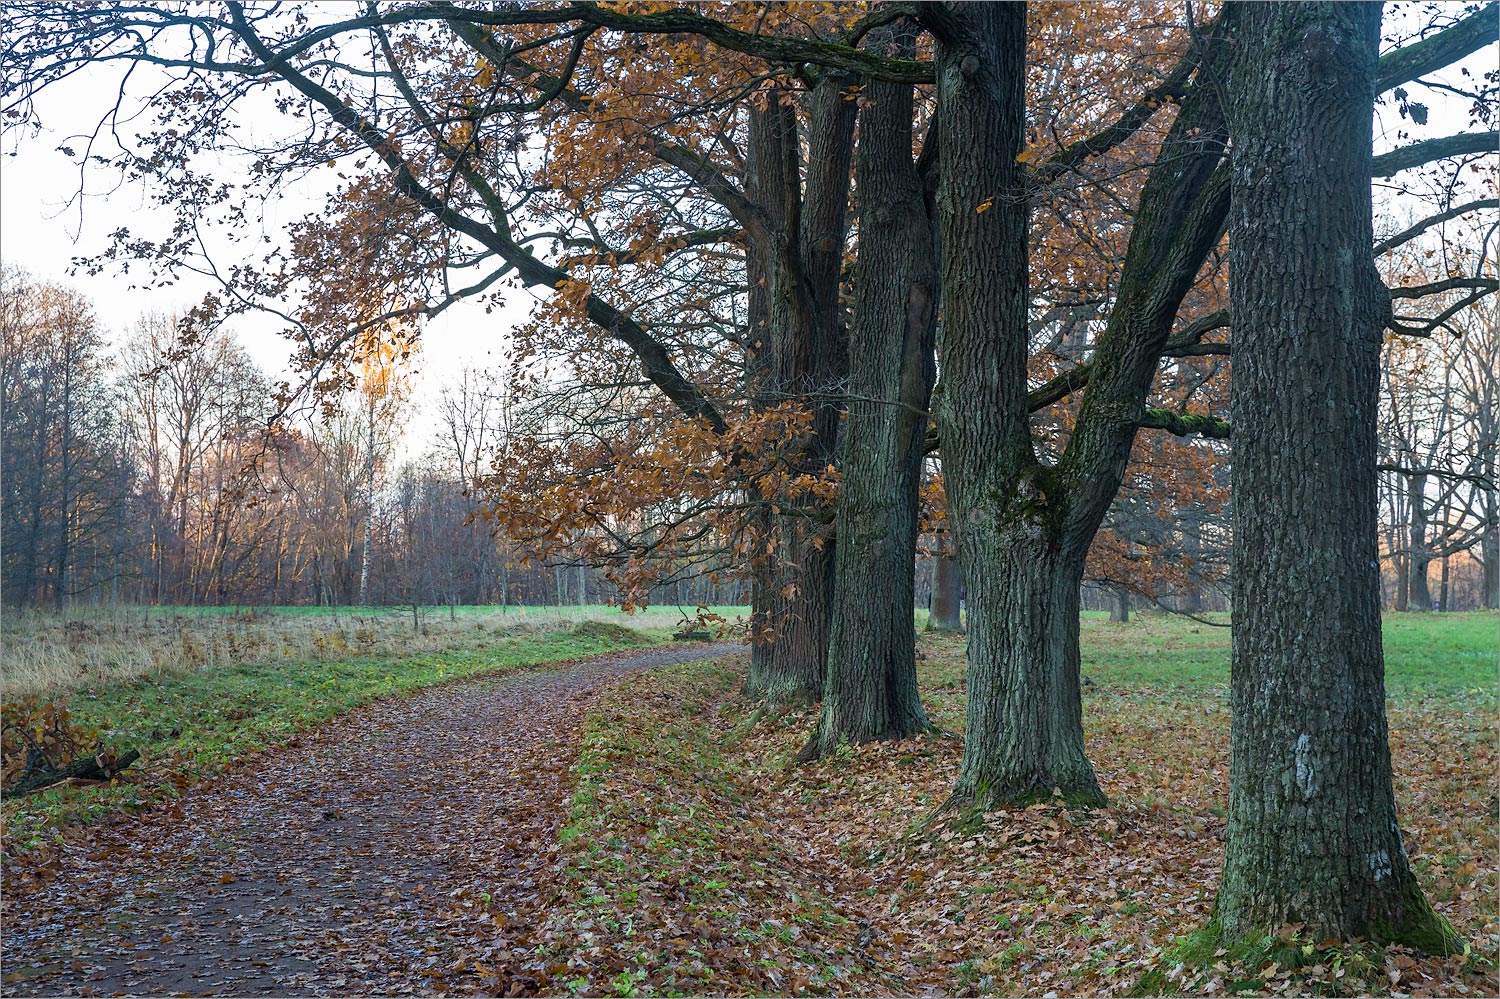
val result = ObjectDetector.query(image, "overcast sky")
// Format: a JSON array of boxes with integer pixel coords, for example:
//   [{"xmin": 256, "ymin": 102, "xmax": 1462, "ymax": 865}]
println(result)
[
  {"xmin": 1, "ymin": 4, "xmax": 1490, "ymax": 450},
  {"xmin": 0, "ymin": 60, "xmax": 538, "ymax": 445}
]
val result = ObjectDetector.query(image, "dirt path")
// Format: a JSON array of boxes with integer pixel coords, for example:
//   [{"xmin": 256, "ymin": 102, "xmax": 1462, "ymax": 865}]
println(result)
[{"xmin": 2, "ymin": 643, "xmax": 738, "ymax": 997}]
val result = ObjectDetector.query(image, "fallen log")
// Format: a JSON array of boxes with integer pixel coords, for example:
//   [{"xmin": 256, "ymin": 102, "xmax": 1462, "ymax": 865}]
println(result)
[{"xmin": 2, "ymin": 748, "xmax": 140, "ymax": 799}]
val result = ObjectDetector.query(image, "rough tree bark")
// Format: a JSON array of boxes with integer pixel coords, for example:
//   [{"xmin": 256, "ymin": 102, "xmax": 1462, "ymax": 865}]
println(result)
[
  {"xmin": 924, "ymin": 1, "xmax": 1104, "ymax": 807},
  {"xmin": 927, "ymin": 554, "xmax": 964, "ymax": 632},
  {"xmin": 926, "ymin": 0, "xmax": 1233, "ymax": 811},
  {"xmin": 742, "ymin": 76, "xmax": 856, "ymax": 705},
  {"xmin": 805, "ymin": 21, "xmax": 936, "ymax": 757},
  {"xmin": 1214, "ymin": 0, "xmax": 1460, "ymax": 952}
]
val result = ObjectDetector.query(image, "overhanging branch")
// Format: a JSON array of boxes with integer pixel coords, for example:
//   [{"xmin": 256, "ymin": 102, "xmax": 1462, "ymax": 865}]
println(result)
[
  {"xmin": 1377, "ymin": 3, "xmax": 1500, "ymax": 93},
  {"xmin": 1373, "ymin": 130, "xmax": 1498, "ymax": 177}
]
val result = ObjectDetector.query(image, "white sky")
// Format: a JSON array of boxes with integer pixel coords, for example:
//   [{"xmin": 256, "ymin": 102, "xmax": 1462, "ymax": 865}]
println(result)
[
  {"xmin": 0, "ymin": 63, "xmax": 541, "ymax": 452},
  {"xmin": 0, "ymin": 5, "xmax": 1491, "ymax": 454}
]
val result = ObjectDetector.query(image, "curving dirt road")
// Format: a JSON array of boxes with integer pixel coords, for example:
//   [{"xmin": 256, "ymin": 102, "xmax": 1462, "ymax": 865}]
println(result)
[{"xmin": 2, "ymin": 643, "xmax": 738, "ymax": 997}]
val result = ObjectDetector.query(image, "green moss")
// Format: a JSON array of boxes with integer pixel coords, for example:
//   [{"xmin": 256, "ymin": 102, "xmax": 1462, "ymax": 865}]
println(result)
[
  {"xmin": 1147, "ymin": 906, "xmax": 1462, "ymax": 997},
  {"xmin": 1373, "ymin": 880, "xmax": 1465, "ymax": 955},
  {"xmin": 1057, "ymin": 785, "xmax": 1110, "ymax": 808},
  {"xmin": 1133, "ymin": 922, "xmax": 1324, "ymax": 996},
  {"xmin": 1000, "ymin": 461, "xmax": 1070, "ymax": 535},
  {"xmin": 1141, "ymin": 407, "xmax": 1232, "ymax": 439}
]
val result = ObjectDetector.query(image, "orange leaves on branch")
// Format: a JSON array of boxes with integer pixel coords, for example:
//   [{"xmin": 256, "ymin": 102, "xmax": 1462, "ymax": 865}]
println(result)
[
  {"xmin": 549, "ymin": 277, "xmax": 592, "ymax": 317},
  {"xmin": 476, "ymin": 401, "xmax": 834, "ymax": 608}
]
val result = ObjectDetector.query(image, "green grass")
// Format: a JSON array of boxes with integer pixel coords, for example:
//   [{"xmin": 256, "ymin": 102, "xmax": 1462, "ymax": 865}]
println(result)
[
  {"xmin": 8, "ymin": 607, "xmax": 1488, "ymax": 856},
  {"xmin": 2, "ymin": 622, "xmax": 655, "ymax": 854},
  {"xmin": 79, "ymin": 602, "xmax": 751, "ymax": 629},
  {"xmin": 1078, "ymin": 610, "xmax": 1497, "ymax": 694}
]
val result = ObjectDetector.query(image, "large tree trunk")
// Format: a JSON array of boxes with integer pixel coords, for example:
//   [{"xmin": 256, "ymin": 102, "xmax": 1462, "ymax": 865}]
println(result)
[
  {"xmin": 927, "ymin": 554, "xmax": 964, "ymax": 632},
  {"xmin": 950, "ymin": 532, "xmax": 1102, "ymax": 806},
  {"xmin": 926, "ymin": 0, "xmax": 1237, "ymax": 812},
  {"xmin": 1437, "ymin": 554, "xmax": 1450, "ymax": 612},
  {"xmin": 806, "ymin": 22, "xmax": 935, "ymax": 757},
  {"xmin": 1215, "ymin": 1, "xmax": 1459, "ymax": 952},
  {"xmin": 1409, "ymin": 554, "xmax": 1434, "ymax": 610},
  {"xmin": 1483, "ymin": 513, "xmax": 1500, "ymax": 610},
  {"xmin": 739, "ymin": 75, "xmax": 854, "ymax": 706},
  {"xmin": 745, "ymin": 522, "xmax": 833, "ymax": 705},
  {"xmin": 925, "ymin": 2, "xmax": 1106, "ymax": 810}
]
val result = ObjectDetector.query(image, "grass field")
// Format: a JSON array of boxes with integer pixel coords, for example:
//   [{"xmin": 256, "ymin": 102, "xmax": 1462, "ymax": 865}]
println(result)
[
  {"xmin": 0, "ymin": 602, "xmax": 750, "ymax": 695},
  {"xmin": 9, "ymin": 603, "xmax": 1488, "ymax": 697},
  {"xmin": 3, "ymin": 606, "xmax": 1491, "ymax": 864},
  {"xmin": 0, "ymin": 614, "xmax": 669, "ymax": 853},
  {"xmin": 1073, "ymin": 610, "xmax": 1497, "ymax": 693}
]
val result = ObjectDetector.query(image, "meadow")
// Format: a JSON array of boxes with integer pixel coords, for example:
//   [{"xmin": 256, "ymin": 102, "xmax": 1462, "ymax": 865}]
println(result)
[
  {"xmin": 1, "ymin": 603, "xmax": 740, "ymax": 852},
  {"xmin": 0, "ymin": 602, "xmax": 750, "ymax": 696}
]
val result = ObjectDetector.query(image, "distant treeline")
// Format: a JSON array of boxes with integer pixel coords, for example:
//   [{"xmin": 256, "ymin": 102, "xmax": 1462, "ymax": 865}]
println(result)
[{"xmin": 0, "ymin": 269, "xmax": 750, "ymax": 611}]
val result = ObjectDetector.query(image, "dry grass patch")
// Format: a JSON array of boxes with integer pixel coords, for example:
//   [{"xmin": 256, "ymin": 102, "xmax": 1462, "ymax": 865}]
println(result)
[{"xmin": 0, "ymin": 604, "xmax": 748, "ymax": 697}]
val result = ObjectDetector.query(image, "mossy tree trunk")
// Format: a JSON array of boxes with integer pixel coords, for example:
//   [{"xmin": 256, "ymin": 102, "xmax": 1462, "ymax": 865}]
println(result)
[
  {"xmin": 1214, "ymin": 0, "xmax": 1461, "ymax": 953},
  {"xmin": 806, "ymin": 21, "xmax": 936, "ymax": 757},
  {"xmin": 923, "ymin": 2, "xmax": 1105, "ymax": 809},
  {"xmin": 923, "ymin": 0, "xmax": 1233, "ymax": 811},
  {"xmin": 949, "ymin": 527, "xmax": 1104, "ymax": 806}
]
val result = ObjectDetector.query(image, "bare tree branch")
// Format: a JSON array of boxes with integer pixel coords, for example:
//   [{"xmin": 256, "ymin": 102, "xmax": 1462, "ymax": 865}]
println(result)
[
  {"xmin": 1373, "ymin": 130, "xmax": 1498, "ymax": 177},
  {"xmin": 1374, "ymin": 198, "xmax": 1500, "ymax": 255},
  {"xmin": 1377, "ymin": 2, "xmax": 1499, "ymax": 93}
]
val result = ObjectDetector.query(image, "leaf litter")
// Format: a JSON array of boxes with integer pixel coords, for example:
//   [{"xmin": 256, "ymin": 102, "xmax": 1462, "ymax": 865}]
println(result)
[
  {"xmin": 2, "ymin": 633, "xmax": 1494, "ymax": 998},
  {"xmin": 543, "ymin": 637, "xmax": 1497, "ymax": 997}
]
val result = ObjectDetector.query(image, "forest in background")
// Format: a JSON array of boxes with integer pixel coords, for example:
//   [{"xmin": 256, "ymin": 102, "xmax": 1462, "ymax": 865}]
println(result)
[{"xmin": 1, "ymin": 261, "xmax": 1494, "ymax": 614}]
